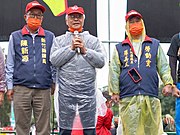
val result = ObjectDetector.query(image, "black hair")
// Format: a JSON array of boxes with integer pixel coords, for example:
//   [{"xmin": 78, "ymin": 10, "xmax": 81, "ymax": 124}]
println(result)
[{"xmin": 102, "ymin": 91, "xmax": 111, "ymax": 101}]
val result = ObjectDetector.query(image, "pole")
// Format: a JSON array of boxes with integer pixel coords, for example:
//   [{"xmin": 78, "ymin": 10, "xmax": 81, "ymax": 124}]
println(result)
[
  {"xmin": 52, "ymin": 96, "xmax": 55, "ymax": 134},
  {"xmin": 108, "ymin": 0, "xmax": 111, "ymax": 64}
]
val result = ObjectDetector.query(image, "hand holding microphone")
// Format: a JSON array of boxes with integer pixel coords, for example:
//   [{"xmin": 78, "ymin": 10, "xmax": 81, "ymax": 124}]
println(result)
[
  {"xmin": 72, "ymin": 30, "xmax": 86, "ymax": 54},
  {"xmin": 73, "ymin": 30, "xmax": 80, "ymax": 54}
]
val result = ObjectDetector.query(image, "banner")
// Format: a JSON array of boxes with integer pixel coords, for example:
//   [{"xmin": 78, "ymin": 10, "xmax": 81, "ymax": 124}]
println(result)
[
  {"xmin": 43, "ymin": 0, "xmax": 67, "ymax": 16},
  {"xmin": 0, "ymin": 0, "xmax": 97, "ymax": 41}
]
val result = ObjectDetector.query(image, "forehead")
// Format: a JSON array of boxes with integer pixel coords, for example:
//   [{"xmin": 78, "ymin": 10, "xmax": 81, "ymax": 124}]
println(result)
[{"xmin": 28, "ymin": 8, "xmax": 43, "ymax": 14}]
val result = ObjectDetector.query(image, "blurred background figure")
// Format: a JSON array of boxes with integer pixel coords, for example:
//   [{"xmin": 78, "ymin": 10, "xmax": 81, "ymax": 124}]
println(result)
[
  {"xmin": 167, "ymin": 32, "xmax": 180, "ymax": 134},
  {"xmin": 96, "ymin": 91, "xmax": 113, "ymax": 135}
]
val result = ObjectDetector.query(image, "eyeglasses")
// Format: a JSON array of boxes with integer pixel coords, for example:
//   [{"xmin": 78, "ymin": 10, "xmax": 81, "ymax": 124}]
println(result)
[
  {"xmin": 68, "ymin": 14, "xmax": 83, "ymax": 19},
  {"xmin": 27, "ymin": 13, "xmax": 43, "ymax": 19}
]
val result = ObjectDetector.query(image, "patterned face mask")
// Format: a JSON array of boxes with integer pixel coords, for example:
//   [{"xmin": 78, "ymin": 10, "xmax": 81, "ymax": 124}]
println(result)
[{"xmin": 129, "ymin": 21, "xmax": 143, "ymax": 36}]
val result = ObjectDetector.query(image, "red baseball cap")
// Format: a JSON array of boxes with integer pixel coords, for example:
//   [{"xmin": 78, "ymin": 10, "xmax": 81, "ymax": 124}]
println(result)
[
  {"xmin": 125, "ymin": 10, "xmax": 142, "ymax": 21},
  {"xmin": 25, "ymin": 1, "xmax": 46, "ymax": 13},
  {"xmin": 66, "ymin": 5, "xmax": 84, "ymax": 15}
]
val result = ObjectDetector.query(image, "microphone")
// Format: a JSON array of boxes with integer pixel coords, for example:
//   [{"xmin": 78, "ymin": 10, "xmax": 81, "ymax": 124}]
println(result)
[{"xmin": 73, "ymin": 30, "xmax": 80, "ymax": 54}]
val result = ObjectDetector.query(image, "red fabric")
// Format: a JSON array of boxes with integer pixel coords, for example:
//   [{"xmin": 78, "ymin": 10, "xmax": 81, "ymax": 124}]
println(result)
[
  {"xmin": 71, "ymin": 129, "xmax": 83, "ymax": 135},
  {"xmin": 71, "ymin": 115, "xmax": 83, "ymax": 135},
  {"xmin": 96, "ymin": 108, "xmax": 113, "ymax": 135},
  {"xmin": 21, "ymin": 25, "xmax": 45, "ymax": 36},
  {"xmin": 122, "ymin": 36, "xmax": 152, "ymax": 54}
]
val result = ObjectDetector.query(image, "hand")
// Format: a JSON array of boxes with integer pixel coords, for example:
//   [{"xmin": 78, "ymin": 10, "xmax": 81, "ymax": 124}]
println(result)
[
  {"xmin": 51, "ymin": 83, "xmax": 55, "ymax": 95},
  {"xmin": 111, "ymin": 93, "xmax": 119, "ymax": 103},
  {"xmin": 0, "ymin": 92, "xmax": 4, "ymax": 106},
  {"xmin": 172, "ymin": 85, "xmax": 180, "ymax": 98},
  {"xmin": 162, "ymin": 84, "xmax": 172, "ymax": 96},
  {"xmin": 71, "ymin": 36, "xmax": 86, "ymax": 54},
  {"xmin": 6, "ymin": 90, "xmax": 14, "ymax": 101},
  {"xmin": 163, "ymin": 114, "xmax": 174, "ymax": 125}
]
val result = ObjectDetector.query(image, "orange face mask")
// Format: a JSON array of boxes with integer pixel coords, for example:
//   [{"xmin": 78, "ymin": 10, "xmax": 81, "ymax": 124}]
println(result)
[
  {"xmin": 129, "ymin": 22, "xmax": 143, "ymax": 36},
  {"xmin": 27, "ymin": 18, "xmax": 42, "ymax": 31}
]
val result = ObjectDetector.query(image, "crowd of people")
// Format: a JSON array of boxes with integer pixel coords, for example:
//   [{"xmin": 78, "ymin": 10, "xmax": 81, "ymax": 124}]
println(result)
[{"xmin": 0, "ymin": 0, "xmax": 180, "ymax": 135}]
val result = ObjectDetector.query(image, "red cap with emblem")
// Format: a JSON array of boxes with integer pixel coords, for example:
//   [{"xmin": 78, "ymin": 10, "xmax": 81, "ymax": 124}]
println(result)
[
  {"xmin": 125, "ymin": 10, "xmax": 142, "ymax": 21},
  {"xmin": 25, "ymin": 1, "xmax": 46, "ymax": 13},
  {"xmin": 66, "ymin": 5, "xmax": 84, "ymax": 15}
]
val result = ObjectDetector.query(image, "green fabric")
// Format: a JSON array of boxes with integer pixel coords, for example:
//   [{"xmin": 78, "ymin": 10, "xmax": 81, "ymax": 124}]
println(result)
[
  {"xmin": 119, "ymin": 95, "xmax": 164, "ymax": 135},
  {"xmin": 156, "ymin": 45, "xmax": 173, "ymax": 85},
  {"xmin": 108, "ymin": 48, "xmax": 121, "ymax": 95}
]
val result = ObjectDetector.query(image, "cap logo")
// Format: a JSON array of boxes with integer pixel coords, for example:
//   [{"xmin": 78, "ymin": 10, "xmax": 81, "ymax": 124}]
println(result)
[
  {"xmin": 71, "ymin": 5, "xmax": 78, "ymax": 10},
  {"xmin": 32, "ymin": 3, "xmax": 40, "ymax": 6}
]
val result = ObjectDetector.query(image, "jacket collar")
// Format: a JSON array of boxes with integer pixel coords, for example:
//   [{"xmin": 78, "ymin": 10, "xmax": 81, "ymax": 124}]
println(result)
[
  {"xmin": 121, "ymin": 35, "xmax": 152, "ymax": 54},
  {"xmin": 21, "ymin": 25, "xmax": 45, "ymax": 36}
]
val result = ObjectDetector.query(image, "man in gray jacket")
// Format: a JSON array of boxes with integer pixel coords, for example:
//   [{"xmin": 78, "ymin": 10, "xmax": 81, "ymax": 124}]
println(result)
[{"xmin": 50, "ymin": 5, "xmax": 106, "ymax": 135}]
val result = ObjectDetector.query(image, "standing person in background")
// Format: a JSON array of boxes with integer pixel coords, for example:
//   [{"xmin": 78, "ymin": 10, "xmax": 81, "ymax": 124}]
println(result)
[
  {"xmin": 167, "ymin": 33, "xmax": 180, "ymax": 135},
  {"xmin": 108, "ymin": 10, "xmax": 178, "ymax": 135},
  {"xmin": 5, "ymin": 1, "xmax": 55, "ymax": 135},
  {"xmin": 0, "ymin": 46, "xmax": 6, "ymax": 106},
  {"xmin": 50, "ymin": 5, "xmax": 106, "ymax": 135}
]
